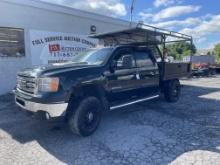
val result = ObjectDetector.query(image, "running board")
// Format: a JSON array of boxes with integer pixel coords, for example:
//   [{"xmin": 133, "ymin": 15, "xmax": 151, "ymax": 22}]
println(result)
[{"xmin": 110, "ymin": 95, "xmax": 159, "ymax": 110}]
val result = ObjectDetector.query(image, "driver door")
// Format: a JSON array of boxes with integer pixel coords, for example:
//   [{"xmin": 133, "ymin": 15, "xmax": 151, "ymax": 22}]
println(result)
[{"xmin": 105, "ymin": 48, "xmax": 139, "ymax": 103}]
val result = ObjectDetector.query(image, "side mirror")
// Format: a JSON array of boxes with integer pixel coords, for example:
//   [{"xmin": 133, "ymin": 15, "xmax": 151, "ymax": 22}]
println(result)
[
  {"xmin": 109, "ymin": 60, "xmax": 117, "ymax": 73},
  {"xmin": 122, "ymin": 55, "xmax": 133, "ymax": 69}
]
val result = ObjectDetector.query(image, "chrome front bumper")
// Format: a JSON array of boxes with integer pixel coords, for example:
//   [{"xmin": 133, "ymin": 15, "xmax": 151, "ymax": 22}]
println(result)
[{"xmin": 15, "ymin": 97, "xmax": 68, "ymax": 118}]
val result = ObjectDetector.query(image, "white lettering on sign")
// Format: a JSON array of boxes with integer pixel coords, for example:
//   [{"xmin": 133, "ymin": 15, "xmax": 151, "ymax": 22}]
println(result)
[{"xmin": 29, "ymin": 30, "xmax": 98, "ymax": 66}]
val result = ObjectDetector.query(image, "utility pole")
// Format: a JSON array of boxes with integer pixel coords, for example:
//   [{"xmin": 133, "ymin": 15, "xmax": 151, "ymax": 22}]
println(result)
[{"xmin": 130, "ymin": 0, "xmax": 135, "ymax": 27}]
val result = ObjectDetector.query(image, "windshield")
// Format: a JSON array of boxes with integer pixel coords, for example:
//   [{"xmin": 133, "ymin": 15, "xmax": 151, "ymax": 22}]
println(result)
[{"xmin": 71, "ymin": 48, "xmax": 113, "ymax": 65}]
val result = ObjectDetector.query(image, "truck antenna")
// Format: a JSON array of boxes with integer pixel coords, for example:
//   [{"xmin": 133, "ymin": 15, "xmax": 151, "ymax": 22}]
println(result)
[{"xmin": 130, "ymin": 0, "xmax": 135, "ymax": 27}]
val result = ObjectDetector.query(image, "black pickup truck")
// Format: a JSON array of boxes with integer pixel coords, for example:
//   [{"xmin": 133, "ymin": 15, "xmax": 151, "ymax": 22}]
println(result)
[{"xmin": 14, "ymin": 26, "xmax": 192, "ymax": 136}]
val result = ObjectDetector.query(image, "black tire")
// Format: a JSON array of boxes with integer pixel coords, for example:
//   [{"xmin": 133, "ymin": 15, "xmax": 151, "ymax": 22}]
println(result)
[
  {"xmin": 68, "ymin": 97, "xmax": 102, "ymax": 137},
  {"xmin": 164, "ymin": 79, "xmax": 181, "ymax": 103}
]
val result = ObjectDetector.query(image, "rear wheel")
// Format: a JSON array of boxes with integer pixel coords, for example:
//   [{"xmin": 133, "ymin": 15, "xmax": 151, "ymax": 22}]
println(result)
[
  {"xmin": 68, "ymin": 97, "xmax": 102, "ymax": 137},
  {"xmin": 164, "ymin": 79, "xmax": 181, "ymax": 103}
]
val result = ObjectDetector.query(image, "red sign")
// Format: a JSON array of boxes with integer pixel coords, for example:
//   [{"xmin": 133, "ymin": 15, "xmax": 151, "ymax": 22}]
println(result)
[{"xmin": 49, "ymin": 44, "xmax": 60, "ymax": 52}]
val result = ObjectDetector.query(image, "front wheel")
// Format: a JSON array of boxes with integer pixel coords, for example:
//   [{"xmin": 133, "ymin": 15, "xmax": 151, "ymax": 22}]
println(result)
[
  {"xmin": 68, "ymin": 97, "xmax": 102, "ymax": 137},
  {"xmin": 164, "ymin": 79, "xmax": 181, "ymax": 103}
]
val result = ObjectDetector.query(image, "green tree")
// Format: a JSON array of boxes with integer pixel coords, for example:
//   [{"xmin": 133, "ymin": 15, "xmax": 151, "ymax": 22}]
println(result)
[
  {"xmin": 165, "ymin": 41, "xmax": 196, "ymax": 60},
  {"xmin": 214, "ymin": 43, "xmax": 220, "ymax": 63}
]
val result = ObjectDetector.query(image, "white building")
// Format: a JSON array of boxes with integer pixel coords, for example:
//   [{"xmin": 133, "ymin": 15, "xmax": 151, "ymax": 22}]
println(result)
[{"xmin": 0, "ymin": 0, "xmax": 130, "ymax": 95}]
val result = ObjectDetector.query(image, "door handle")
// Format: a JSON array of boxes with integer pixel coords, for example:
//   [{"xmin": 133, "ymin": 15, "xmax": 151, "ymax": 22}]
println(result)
[
  {"xmin": 149, "ymin": 72, "xmax": 155, "ymax": 76},
  {"xmin": 150, "ymin": 72, "xmax": 155, "ymax": 76}
]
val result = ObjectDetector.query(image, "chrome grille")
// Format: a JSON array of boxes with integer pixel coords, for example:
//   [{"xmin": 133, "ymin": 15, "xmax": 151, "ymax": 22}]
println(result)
[{"xmin": 16, "ymin": 75, "xmax": 36, "ymax": 94}]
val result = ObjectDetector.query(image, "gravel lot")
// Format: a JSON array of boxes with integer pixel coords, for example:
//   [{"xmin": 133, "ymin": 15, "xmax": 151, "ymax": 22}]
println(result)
[{"xmin": 0, "ymin": 76, "xmax": 220, "ymax": 165}]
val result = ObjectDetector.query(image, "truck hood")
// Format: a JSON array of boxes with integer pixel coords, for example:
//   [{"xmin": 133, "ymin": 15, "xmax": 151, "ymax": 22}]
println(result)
[{"xmin": 17, "ymin": 62, "xmax": 99, "ymax": 77}]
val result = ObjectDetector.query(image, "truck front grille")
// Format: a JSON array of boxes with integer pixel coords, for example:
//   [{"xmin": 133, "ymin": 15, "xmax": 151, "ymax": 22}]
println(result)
[{"xmin": 16, "ymin": 75, "xmax": 37, "ymax": 94}]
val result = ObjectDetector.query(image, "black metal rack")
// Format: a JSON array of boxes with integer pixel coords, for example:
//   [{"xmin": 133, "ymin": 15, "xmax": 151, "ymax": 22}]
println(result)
[{"xmin": 90, "ymin": 23, "xmax": 193, "ymax": 48}]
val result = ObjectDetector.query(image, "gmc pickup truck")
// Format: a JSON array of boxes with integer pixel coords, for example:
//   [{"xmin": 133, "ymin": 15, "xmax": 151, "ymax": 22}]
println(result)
[{"xmin": 14, "ymin": 25, "xmax": 192, "ymax": 136}]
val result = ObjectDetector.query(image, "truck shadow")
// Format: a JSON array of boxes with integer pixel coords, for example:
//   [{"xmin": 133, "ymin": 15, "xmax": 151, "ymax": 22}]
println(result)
[{"xmin": 0, "ymin": 83, "xmax": 220, "ymax": 164}]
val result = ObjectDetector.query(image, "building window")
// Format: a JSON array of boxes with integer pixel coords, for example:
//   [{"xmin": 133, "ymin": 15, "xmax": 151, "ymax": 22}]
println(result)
[{"xmin": 0, "ymin": 27, "xmax": 25, "ymax": 57}]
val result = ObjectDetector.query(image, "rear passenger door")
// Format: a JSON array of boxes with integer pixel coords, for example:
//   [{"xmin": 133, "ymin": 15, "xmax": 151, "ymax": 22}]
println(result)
[{"xmin": 134, "ymin": 50, "xmax": 160, "ymax": 96}]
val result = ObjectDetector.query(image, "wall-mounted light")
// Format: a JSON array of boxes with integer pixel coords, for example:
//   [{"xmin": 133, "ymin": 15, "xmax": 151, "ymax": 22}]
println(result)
[{"xmin": 90, "ymin": 25, "xmax": 96, "ymax": 34}]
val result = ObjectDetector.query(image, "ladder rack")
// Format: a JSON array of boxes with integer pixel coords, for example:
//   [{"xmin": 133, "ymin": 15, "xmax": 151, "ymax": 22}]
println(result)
[{"xmin": 90, "ymin": 23, "xmax": 193, "ymax": 47}]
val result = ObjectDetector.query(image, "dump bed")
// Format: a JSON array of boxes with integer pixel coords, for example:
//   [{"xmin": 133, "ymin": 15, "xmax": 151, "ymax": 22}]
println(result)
[{"xmin": 158, "ymin": 62, "xmax": 191, "ymax": 80}]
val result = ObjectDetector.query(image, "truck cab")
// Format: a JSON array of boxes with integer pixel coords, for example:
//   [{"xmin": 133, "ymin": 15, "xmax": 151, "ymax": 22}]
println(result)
[{"xmin": 14, "ymin": 25, "xmax": 192, "ymax": 137}]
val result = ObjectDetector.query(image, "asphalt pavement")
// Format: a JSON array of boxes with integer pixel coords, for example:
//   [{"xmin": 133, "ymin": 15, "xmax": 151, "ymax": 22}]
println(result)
[{"xmin": 0, "ymin": 76, "xmax": 220, "ymax": 165}]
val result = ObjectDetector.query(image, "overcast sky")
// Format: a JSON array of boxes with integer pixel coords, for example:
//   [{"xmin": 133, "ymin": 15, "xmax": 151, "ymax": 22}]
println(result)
[{"xmin": 41, "ymin": 0, "xmax": 220, "ymax": 49}]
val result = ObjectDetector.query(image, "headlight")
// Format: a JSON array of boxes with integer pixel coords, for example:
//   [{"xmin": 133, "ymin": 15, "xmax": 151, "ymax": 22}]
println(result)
[{"xmin": 37, "ymin": 77, "xmax": 59, "ymax": 92}]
